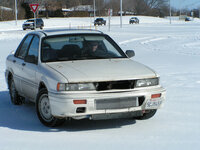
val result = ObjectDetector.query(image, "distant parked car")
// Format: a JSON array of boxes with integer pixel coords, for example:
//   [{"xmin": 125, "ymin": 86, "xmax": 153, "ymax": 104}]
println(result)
[
  {"xmin": 185, "ymin": 17, "xmax": 192, "ymax": 22},
  {"xmin": 22, "ymin": 18, "xmax": 44, "ymax": 30},
  {"xmin": 94, "ymin": 18, "xmax": 106, "ymax": 26},
  {"xmin": 129, "ymin": 17, "xmax": 139, "ymax": 24},
  {"xmin": 5, "ymin": 29, "xmax": 166, "ymax": 127}
]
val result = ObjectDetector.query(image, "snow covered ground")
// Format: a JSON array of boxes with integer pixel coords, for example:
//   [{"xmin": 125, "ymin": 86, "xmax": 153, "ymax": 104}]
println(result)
[{"xmin": 0, "ymin": 16, "xmax": 200, "ymax": 150}]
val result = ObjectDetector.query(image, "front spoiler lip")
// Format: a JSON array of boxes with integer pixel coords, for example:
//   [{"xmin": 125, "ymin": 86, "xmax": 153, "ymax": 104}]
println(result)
[
  {"xmin": 71, "ymin": 111, "xmax": 143, "ymax": 120},
  {"xmin": 59, "ymin": 106, "xmax": 143, "ymax": 118}
]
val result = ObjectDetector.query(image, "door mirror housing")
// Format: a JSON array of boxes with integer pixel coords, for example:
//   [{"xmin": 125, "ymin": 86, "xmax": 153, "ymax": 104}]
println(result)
[{"xmin": 125, "ymin": 50, "xmax": 135, "ymax": 58}]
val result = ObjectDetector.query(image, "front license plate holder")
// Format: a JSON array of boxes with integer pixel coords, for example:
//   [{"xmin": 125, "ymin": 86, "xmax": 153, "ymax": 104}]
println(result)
[{"xmin": 145, "ymin": 99, "xmax": 162, "ymax": 109}]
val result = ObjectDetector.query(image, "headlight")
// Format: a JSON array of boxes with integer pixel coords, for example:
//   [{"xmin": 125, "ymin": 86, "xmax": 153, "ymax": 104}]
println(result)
[
  {"xmin": 57, "ymin": 83, "xmax": 95, "ymax": 91},
  {"xmin": 135, "ymin": 78, "xmax": 159, "ymax": 88}
]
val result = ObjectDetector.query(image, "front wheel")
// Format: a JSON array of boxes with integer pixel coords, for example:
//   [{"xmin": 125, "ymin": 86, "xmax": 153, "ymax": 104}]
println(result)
[
  {"xmin": 135, "ymin": 110, "xmax": 157, "ymax": 120},
  {"xmin": 36, "ymin": 88, "xmax": 65, "ymax": 127}
]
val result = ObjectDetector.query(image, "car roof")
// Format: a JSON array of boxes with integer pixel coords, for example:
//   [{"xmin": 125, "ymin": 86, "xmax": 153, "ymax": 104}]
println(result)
[{"xmin": 29, "ymin": 29, "xmax": 104, "ymax": 37}]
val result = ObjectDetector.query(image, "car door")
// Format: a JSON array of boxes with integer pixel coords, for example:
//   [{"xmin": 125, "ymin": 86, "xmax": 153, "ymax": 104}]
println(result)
[
  {"xmin": 21, "ymin": 35, "xmax": 40, "ymax": 101},
  {"xmin": 12, "ymin": 35, "xmax": 34, "ymax": 95}
]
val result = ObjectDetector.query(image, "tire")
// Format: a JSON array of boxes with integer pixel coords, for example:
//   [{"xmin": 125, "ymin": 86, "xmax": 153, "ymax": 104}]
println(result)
[
  {"xmin": 135, "ymin": 110, "xmax": 157, "ymax": 120},
  {"xmin": 36, "ymin": 88, "xmax": 65, "ymax": 127},
  {"xmin": 9, "ymin": 78, "xmax": 22, "ymax": 105}
]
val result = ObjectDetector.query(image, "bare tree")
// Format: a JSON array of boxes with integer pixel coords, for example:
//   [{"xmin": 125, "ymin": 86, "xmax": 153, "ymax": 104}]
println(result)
[
  {"xmin": 144, "ymin": 0, "xmax": 167, "ymax": 9},
  {"xmin": 95, "ymin": 0, "xmax": 105, "ymax": 16},
  {"xmin": 122, "ymin": 0, "xmax": 169, "ymax": 16}
]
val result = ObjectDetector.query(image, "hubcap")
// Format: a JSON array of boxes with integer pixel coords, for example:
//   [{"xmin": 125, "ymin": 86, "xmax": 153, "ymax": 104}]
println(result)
[{"xmin": 39, "ymin": 94, "xmax": 53, "ymax": 122}]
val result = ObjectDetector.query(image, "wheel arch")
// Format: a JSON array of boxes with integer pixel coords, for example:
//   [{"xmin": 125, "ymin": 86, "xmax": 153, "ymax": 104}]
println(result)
[
  {"xmin": 38, "ymin": 81, "xmax": 48, "ymax": 92},
  {"xmin": 7, "ymin": 70, "xmax": 14, "ymax": 86}
]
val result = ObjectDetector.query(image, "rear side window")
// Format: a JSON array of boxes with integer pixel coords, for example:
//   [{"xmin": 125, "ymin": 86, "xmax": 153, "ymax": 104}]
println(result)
[{"xmin": 16, "ymin": 35, "xmax": 33, "ymax": 59}]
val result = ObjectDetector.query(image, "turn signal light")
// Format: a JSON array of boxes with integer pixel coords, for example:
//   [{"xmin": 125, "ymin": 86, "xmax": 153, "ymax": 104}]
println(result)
[
  {"xmin": 151, "ymin": 93, "xmax": 161, "ymax": 99},
  {"xmin": 73, "ymin": 100, "xmax": 87, "ymax": 104}
]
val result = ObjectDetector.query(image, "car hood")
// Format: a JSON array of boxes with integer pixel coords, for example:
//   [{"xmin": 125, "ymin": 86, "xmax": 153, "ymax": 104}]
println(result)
[{"xmin": 46, "ymin": 58, "xmax": 157, "ymax": 83}]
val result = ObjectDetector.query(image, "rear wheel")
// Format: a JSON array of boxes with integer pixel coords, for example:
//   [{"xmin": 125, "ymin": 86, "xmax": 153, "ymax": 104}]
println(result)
[
  {"xmin": 9, "ymin": 78, "xmax": 22, "ymax": 105},
  {"xmin": 36, "ymin": 88, "xmax": 65, "ymax": 127},
  {"xmin": 135, "ymin": 110, "xmax": 157, "ymax": 120}
]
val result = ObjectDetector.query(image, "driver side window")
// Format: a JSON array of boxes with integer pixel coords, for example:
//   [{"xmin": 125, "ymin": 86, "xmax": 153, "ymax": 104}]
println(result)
[
  {"xmin": 26, "ymin": 36, "xmax": 39, "ymax": 64},
  {"xmin": 16, "ymin": 35, "xmax": 33, "ymax": 59}
]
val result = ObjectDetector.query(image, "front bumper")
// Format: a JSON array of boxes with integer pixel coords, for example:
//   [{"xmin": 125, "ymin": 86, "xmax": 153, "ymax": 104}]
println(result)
[{"xmin": 49, "ymin": 86, "xmax": 166, "ymax": 119}]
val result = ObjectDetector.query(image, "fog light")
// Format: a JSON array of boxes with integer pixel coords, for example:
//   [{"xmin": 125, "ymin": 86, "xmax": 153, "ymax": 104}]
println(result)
[
  {"xmin": 73, "ymin": 100, "xmax": 87, "ymax": 104},
  {"xmin": 76, "ymin": 107, "xmax": 86, "ymax": 113},
  {"xmin": 151, "ymin": 93, "xmax": 161, "ymax": 99}
]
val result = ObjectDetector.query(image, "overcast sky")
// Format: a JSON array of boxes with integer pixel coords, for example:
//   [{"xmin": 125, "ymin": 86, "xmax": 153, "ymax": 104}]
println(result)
[{"xmin": 171, "ymin": 0, "xmax": 200, "ymax": 9}]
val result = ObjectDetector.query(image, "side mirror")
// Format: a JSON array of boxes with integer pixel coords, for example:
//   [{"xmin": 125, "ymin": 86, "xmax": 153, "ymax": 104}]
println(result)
[
  {"xmin": 125, "ymin": 50, "xmax": 135, "ymax": 58},
  {"xmin": 25, "ymin": 55, "xmax": 38, "ymax": 64}
]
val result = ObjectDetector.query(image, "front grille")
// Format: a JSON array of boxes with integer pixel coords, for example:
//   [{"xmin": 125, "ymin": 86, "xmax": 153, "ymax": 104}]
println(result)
[
  {"xmin": 95, "ymin": 97, "xmax": 138, "ymax": 110},
  {"xmin": 94, "ymin": 80, "xmax": 135, "ymax": 91}
]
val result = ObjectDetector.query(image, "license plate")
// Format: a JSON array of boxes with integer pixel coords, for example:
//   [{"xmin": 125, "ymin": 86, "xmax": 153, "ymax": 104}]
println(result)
[{"xmin": 145, "ymin": 99, "xmax": 162, "ymax": 109}]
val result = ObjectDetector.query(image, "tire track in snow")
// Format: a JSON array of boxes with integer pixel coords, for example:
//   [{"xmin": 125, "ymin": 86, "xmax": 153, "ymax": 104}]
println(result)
[
  {"xmin": 119, "ymin": 37, "xmax": 150, "ymax": 45},
  {"xmin": 119, "ymin": 37, "xmax": 167, "ymax": 45},
  {"xmin": 184, "ymin": 42, "xmax": 200, "ymax": 48},
  {"xmin": 141, "ymin": 37, "xmax": 167, "ymax": 44}
]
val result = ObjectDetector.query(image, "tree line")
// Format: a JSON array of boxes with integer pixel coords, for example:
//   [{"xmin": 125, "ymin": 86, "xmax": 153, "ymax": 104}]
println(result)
[{"xmin": 0, "ymin": 0, "xmax": 196, "ymax": 21}]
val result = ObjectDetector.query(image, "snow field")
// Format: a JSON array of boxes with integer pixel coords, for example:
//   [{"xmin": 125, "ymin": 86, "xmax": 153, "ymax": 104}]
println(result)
[{"xmin": 0, "ymin": 16, "xmax": 200, "ymax": 150}]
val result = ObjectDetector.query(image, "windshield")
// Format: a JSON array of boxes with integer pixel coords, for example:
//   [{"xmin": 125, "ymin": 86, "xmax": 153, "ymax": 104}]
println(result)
[
  {"xmin": 96, "ymin": 18, "xmax": 103, "ymax": 21},
  {"xmin": 26, "ymin": 20, "xmax": 34, "ymax": 22},
  {"xmin": 41, "ymin": 34, "xmax": 126, "ymax": 62}
]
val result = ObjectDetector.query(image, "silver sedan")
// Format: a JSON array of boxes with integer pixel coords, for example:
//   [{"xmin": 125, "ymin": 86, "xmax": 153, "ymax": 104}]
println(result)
[{"xmin": 5, "ymin": 29, "xmax": 166, "ymax": 127}]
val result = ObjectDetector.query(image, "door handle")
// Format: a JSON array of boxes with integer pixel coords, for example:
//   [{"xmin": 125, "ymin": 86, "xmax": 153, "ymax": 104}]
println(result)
[{"xmin": 22, "ymin": 63, "xmax": 26, "ymax": 66}]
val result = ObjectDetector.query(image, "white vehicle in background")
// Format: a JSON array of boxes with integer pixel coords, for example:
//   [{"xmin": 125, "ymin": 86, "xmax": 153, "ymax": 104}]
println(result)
[
  {"xmin": 22, "ymin": 18, "xmax": 44, "ymax": 30},
  {"xmin": 5, "ymin": 29, "xmax": 166, "ymax": 127}
]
